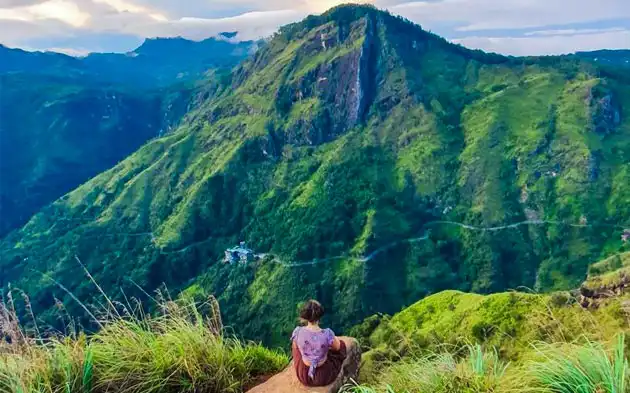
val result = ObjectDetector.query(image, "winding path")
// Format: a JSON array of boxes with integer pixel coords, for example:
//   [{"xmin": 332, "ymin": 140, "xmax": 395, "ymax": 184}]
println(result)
[
  {"xmin": 265, "ymin": 219, "xmax": 627, "ymax": 268},
  {"xmin": 70, "ymin": 218, "xmax": 625, "ymax": 263}
]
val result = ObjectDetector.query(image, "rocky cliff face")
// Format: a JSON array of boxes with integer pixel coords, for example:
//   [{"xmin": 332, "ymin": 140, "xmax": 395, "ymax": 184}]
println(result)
[{"xmin": 590, "ymin": 89, "xmax": 622, "ymax": 135}]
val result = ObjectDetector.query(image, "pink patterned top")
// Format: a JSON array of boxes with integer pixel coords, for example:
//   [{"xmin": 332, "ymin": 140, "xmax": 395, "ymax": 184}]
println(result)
[{"xmin": 291, "ymin": 326, "xmax": 335, "ymax": 379}]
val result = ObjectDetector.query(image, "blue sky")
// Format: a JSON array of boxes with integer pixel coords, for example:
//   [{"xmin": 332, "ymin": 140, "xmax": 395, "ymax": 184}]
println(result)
[{"xmin": 0, "ymin": 0, "xmax": 628, "ymax": 56}]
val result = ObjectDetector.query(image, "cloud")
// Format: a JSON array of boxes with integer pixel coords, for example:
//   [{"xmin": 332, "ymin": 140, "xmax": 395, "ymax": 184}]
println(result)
[
  {"xmin": 92, "ymin": 0, "xmax": 167, "ymax": 21},
  {"xmin": 455, "ymin": 29, "xmax": 630, "ymax": 56},
  {"xmin": 388, "ymin": 0, "xmax": 630, "ymax": 32},
  {"xmin": 0, "ymin": 0, "xmax": 628, "ymax": 55},
  {"xmin": 0, "ymin": 0, "xmax": 45, "ymax": 6},
  {"xmin": 524, "ymin": 27, "xmax": 627, "ymax": 37},
  {"xmin": 108, "ymin": 0, "xmax": 372, "ymax": 19},
  {"xmin": 170, "ymin": 10, "xmax": 305, "ymax": 39},
  {"xmin": 0, "ymin": 0, "xmax": 90, "ymax": 26},
  {"xmin": 39, "ymin": 46, "xmax": 90, "ymax": 55}
]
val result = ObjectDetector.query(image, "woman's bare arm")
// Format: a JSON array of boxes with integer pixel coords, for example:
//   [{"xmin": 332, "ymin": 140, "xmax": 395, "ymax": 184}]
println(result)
[{"xmin": 331, "ymin": 337, "xmax": 342, "ymax": 351}]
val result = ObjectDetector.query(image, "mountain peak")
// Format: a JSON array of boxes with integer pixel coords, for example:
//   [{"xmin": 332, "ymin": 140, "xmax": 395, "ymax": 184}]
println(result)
[{"xmin": 219, "ymin": 31, "xmax": 239, "ymax": 39}]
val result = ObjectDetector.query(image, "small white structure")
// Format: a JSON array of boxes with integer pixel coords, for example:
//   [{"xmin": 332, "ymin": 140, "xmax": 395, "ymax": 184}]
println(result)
[
  {"xmin": 224, "ymin": 242, "xmax": 255, "ymax": 264},
  {"xmin": 622, "ymin": 230, "xmax": 630, "ymax": 243}
]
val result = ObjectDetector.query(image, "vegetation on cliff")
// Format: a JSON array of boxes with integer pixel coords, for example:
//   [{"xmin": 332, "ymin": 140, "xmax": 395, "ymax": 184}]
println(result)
[
  {"xmin": 0, "ymin": 38, "xmax": 252, "ymax": 235},
  {"xmin": 0, "ymin": 293, "xmax": 287, "ymax": 393},
  {"xmin": 348, "ymin": 256, "xmax": 630, "ymax": 393}
]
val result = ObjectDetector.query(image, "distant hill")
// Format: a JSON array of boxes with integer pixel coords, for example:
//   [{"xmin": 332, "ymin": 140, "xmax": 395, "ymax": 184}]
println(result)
[
  {"xmin": 0, "ymin": 37, "xmax": 254, "ymax": 235},
  {"xmin": 574, "ymin": 49, "xmax": 630, "ymax": 68},
  {"xmin": 0, "ymin": 37, "xmax": 257, "ymax": 87},
  {"xmin": 0, "ymin": 44, "xmax": 83, "ymax": 74},
  {"xmin": 82, "ymin": 37, "xmax": 258, "ymax": 87}
]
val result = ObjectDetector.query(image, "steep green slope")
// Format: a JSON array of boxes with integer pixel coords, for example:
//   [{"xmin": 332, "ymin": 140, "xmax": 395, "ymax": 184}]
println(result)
[
  {"xmin": 0, "ymin": 37, "xmax": 250, "ymax": 235},
  {"xmin": 358, "ymin": 289, "xmax": 626, "ymax": 360},
  {"xmin": 351, "ymin": 290, "xmax": 630, "ymax": 389},
  {"xmin": 351, "ymin": 252, "xmax": 630, "ymax": 384},
  {"xmin": 2, "ymin": 5, "xmax": 629, "ymax": 345},
  {"xmin": 0, "ymin": 73, "xmax": 196, "ymax": 235}
]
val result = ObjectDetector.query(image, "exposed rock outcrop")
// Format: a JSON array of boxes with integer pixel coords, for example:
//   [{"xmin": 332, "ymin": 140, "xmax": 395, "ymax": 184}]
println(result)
[
  {"xmin": 246, "ymin": 337, "xmax": 361, "ymax": 393},
  {"xmin": 590, "ymin": 90, "xmax": 621, "ymax": 135}
]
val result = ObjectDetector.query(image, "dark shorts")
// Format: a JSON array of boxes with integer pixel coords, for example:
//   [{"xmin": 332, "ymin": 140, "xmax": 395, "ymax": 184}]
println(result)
[{"xmin": 292, "ymin": 341, "xmax": 347, "ymax": 387}]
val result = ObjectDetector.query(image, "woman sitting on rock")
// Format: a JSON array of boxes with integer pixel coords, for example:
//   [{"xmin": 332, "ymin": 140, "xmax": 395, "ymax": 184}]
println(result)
[{"xmin": 291, "ymin": 300, "xmax": 347, "ymax": 386}]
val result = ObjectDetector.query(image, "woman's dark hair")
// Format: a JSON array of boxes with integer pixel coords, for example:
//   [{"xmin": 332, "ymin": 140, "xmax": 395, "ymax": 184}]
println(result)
[{"xmin": 299, "ymin": 300, "xmax": 325, "ymax": 323}]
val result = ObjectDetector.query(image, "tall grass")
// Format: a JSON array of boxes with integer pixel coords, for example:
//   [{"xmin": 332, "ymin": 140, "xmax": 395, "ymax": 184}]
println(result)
[
  {"xmin": 345, "ymin": 344, "xmax": 509, "ymax": 393},
  {"xmin": 347, "ymin": 337, "xmax": 630, "ymax": 393},
  {"xmin": 526, "ymin": 335, "xmax": 628, "ymax": 393},
  {"xmin": 0, "ymin": 292, "xmax": 288, "ymax": 393}
]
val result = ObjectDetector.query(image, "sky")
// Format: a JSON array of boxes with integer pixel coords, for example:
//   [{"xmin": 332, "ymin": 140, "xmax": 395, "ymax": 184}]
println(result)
[{"xmin": 0, "ymin": 0, "xmax": 628, "ymax": 56}]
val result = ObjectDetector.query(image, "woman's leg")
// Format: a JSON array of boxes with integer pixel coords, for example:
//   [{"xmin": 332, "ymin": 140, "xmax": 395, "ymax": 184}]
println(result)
[{"xmin": 310, "ymin": 341, "xmax": 348, "ymax": 386}]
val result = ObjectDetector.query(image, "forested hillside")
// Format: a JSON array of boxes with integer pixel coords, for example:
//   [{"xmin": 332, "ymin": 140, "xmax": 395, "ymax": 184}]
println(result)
[
  {"xmin": 1, "ymin": 5, "xmax": 629, "ymax": 346},
  {"xmin": 0, "ymin": 38, "xmax": 254, "ymax": 235}
]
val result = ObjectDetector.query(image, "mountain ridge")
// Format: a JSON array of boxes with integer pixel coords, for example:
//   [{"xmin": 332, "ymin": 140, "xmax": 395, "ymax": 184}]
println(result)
[{"xmin": 0, "ymin": 34, "xmax": 252, "ymax": 235}]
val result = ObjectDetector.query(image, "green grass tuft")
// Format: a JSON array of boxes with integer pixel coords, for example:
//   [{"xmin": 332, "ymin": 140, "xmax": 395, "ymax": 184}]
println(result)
[
  {"xmin": 0, "ymin": 295, "xmax": 288, "ymax": 393},
  {"xmin": 526, "ymin": 335, "xmax": 628, "ymax": 393}
]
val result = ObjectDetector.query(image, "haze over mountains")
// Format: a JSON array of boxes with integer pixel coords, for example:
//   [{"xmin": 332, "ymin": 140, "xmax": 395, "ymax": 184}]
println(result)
[
  {"xmin": 0, "ymin": 4, "xmax": 629, "ymax": 347},
  {"xmin": 0, "ymin": 36, "xmax": 257, "ymax": 236}
]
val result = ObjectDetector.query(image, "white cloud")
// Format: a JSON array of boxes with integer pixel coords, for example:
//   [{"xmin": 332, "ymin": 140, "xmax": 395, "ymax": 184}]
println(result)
[
  {"xmin": 0, "ymin": 0, "xmax": 45, "ymax": 6},
  {"xmin": 389, "ymin": 0, "xmax": 630, "ymax": 32},
  {"xmin": 86, "ymin": 8, "xmax": 308, "ymax": 41},
  {"xmin": 0, "ymin": 0, "xmax": 90, "ymax": 27},
  {"xmin": 41, "ymin": 46, "xmax": 90, "ymax": 55},
  {"xmin": 455, "ymin": 29, "xmax": 630, "ymax": 56},
  {"xmin": 143, "ymin": 9, "xmax": 306, "ymax": 40},
  {"xmin": 0, "ymin": 0, "xmax": 628, "ymax": 55},
  {"xmin": 0, "ymin": 0, "xmax": 90, "ymax": 26},
  {"xmin": 93, "ymin": 0, "xmax": 166, "ymax": 21},
  {"xmin": 0, "ymin": 18, "xmax": 71, "ymax": 44},
  {"xmin": 524, "ymin": 27, "xmax": 626, "ymax": 37}
]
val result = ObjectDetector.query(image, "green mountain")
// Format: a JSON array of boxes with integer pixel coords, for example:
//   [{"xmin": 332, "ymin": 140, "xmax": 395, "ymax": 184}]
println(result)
[
  {"xmin": 2, "ymin": 5, "xmax": 629, "ymax": 346},
  {"xmin": 0, "ymin": 38, "xmax": 252, "ymax": 235},
  {"xmin": 1, "ymin": 37, "xmax": 257, "ymax": 86},
  {"xmin": 575, "ymin": 49, "xmax": 630, "ymax": 69},
  {"xmin": 0, "ymin": 73, "xmax": 196, "ymax": 236},
  {"xmin": 81, "ymin": 37, "xmax": 257, "ymax": 87}
]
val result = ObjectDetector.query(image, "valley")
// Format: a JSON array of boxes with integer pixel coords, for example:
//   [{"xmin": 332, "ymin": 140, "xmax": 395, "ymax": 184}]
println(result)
[{"xmin": 0, "ymin": 37, "xmax": 256, "ymax": 235}]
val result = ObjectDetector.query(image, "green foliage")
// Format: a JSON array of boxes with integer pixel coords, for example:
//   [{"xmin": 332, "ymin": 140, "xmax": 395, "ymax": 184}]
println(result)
[
  {"xmin": 526, "ymin": 335, "xmax": 628, "ymax": 393},
  {"xmin": 365, "ymin": 290, "xmax": 627, "ymax": 362},
  {"xmin": 0, "ymin": 296, "xmax": 288, "ymax": 393},
  {"xmin": 346, "ymin": 345, "xmax": 509, "ymax": 393},
  {"xmin": 347, "ymin": 338, "xmax": 630, "ymax": 393}
]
